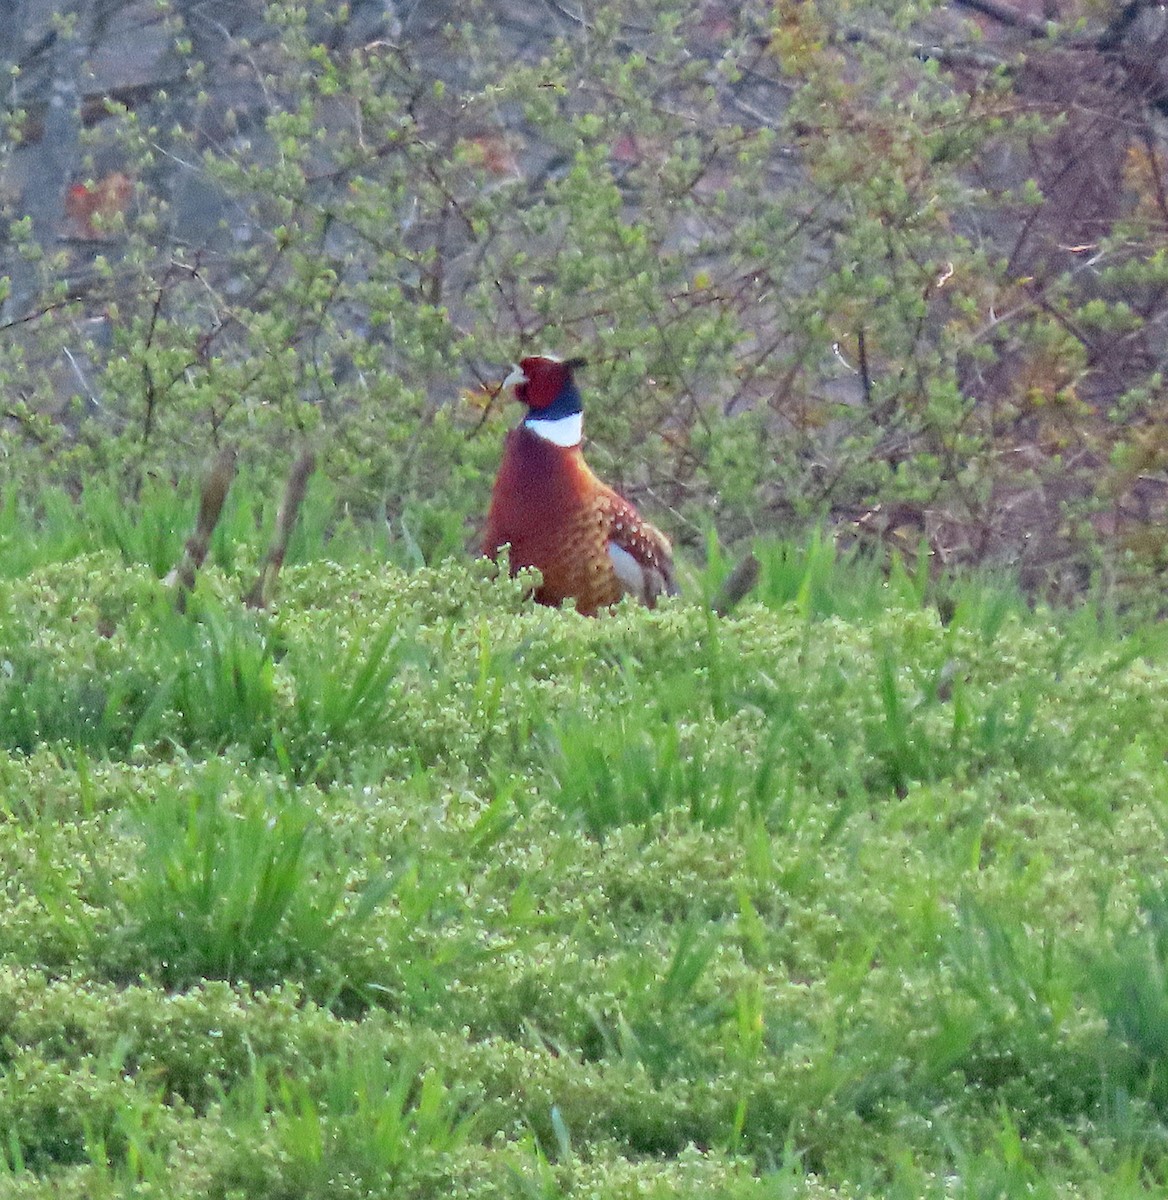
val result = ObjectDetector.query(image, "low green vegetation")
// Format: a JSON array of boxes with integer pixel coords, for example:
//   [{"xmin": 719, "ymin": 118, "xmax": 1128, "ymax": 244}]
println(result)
[{"xmin": 2, "ymin": 484, "xmax": 1168, "ymax": 1197}]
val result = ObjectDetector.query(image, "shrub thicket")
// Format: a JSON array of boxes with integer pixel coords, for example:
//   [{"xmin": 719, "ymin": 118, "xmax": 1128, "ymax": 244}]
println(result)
[{"xmin": 2, "ymin": 0, "xmax": 1167, "ymax": 596}]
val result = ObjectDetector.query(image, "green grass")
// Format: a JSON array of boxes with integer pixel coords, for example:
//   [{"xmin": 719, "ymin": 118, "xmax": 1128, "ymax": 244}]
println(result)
[
  {"xmin": 3, "ymin": 488, "xmax": 1168, "ymax": 1197},
  {"xmin": 0, "ymin": 471, "xmax": 402, "ymax": 581}
]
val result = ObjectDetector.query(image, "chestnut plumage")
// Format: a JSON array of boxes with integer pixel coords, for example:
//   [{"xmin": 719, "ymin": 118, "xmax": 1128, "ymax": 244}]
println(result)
[{"xmin": 483, "ymin": 355, "xmax": 677, "ymax": 616}]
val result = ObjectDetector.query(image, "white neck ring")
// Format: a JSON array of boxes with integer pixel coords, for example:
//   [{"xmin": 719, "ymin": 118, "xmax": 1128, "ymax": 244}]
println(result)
[{"xmin": 525, "ymin": 413, "xmax": 582, "ymax": 447}]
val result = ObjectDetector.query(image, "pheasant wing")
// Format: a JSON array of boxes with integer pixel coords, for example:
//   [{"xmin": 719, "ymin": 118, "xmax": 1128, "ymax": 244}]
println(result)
[{"xmin": 602, "ymin": 492, "xmax": 678, "ymax": 607}]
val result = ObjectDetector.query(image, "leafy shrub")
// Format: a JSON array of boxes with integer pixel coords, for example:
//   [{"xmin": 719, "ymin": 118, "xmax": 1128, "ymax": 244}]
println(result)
[{"xmin": 5, "ymin": 0, "xmax": 1168, "ymax": 603}]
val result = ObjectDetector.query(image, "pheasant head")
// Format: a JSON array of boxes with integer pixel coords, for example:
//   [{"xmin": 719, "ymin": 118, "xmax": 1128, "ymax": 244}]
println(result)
[{"xmin": 502, "ymin": 354, "xmax": 589, "ymax": 446}]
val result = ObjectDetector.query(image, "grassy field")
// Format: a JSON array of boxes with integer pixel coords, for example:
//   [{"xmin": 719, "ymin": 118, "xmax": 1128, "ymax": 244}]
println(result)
[{"xmin": 2, "ymin": 483, "xmax": 1168, "ymax": 1197}]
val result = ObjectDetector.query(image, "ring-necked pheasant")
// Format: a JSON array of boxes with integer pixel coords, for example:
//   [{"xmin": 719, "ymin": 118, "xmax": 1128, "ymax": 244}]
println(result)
[{"xmin": 483, "ymin": 354, "xmax": 678, "ymax": 616}]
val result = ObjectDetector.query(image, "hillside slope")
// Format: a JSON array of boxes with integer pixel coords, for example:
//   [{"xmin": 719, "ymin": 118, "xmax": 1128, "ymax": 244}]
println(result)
[{"xmin": 1, "ymin": 542, "xmax": 1167, "ymax": 1196}]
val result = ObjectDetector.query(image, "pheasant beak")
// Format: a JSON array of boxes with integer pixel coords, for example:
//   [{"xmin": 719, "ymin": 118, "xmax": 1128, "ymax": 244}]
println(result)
[{"xmin": 502, "ymin": 363, "xmax": 528, "ymax": 391}]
